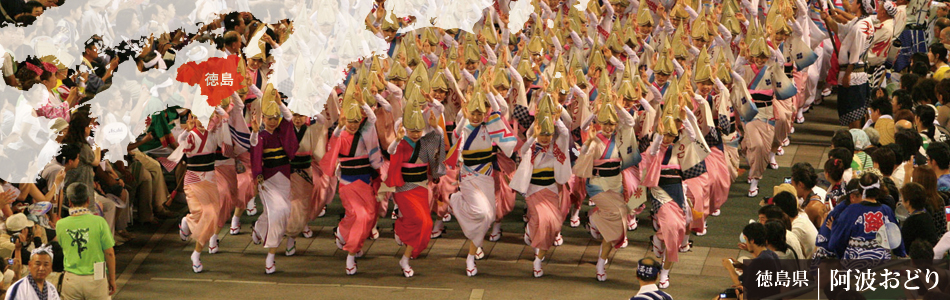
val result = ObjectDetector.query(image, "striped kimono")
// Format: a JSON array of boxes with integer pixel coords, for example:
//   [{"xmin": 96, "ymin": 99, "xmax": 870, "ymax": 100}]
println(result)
[
  {"xmin": 178, "ymin": 120, "xmax": 231, "ymax": 246},
  {"xmin": 445, "ymin": 109, "xmax": 517, "ymax": 248}
]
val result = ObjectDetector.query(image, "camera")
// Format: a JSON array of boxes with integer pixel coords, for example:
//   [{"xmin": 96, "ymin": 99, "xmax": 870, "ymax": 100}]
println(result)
[
  {"xmin": 784, "ymin": 176, "xmax": 792, "ymax": 184},
  {"xmin": 720, "ymin": 287, "xmax": 738, "ymax": 299}
]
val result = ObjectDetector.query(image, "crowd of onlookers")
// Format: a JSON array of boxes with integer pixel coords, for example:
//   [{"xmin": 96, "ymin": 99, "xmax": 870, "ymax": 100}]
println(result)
[{"xmin": 723, "ymin": 47, "xmax": 950, "ymax": 299}]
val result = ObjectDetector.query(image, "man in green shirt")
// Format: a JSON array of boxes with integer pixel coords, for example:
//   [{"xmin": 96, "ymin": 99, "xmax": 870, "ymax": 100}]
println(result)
[{"xmin": 57, "ymin": 183, "xmax": 115, "ymax": 300}]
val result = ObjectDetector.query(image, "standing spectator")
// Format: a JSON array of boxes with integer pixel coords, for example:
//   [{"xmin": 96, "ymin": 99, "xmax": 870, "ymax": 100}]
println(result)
[
  {"xmin": 900, "ymin": 183, "xmax": 939, "ymax": 247},
  {"xmin": 57, "ymin": 183, "xmax": 115, "ymax": 299},
  {"xmin": 61, "ymin": 113, "xmax": 99, "ymax": 211},
  {"xmin": 927, "ymin": 141, "xmax": 950, "ymax": 191},
  {"xmin": 4, "ymin": 245, "xmax": 59, "ymax": 299},
  {"xmin": 912, "ymin": 165, "xmax": 949, "ymax": 235},
  {"xmin": 629, "ymin": 258, "xmax": 673, "ymax": 300}
]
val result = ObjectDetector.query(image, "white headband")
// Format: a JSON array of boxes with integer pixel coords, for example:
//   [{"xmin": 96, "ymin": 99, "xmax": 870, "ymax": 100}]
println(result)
[
  {"xmin": 30, "ymin": 244, "xmax": 53, "ymax": 261},
  {"xmin": 860, "ymin": 181, "xmax": 880, "ymax": 199}
]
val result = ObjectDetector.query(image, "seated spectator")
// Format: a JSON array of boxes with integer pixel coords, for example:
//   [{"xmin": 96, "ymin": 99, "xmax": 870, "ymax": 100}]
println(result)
[
  {"xmin": 867, "ymin": 97, "xmax": 895, "ymax": 145},
  {"xmin": 894, "ymin": 128, "xmax": 924, "ymax": 187},
  {"xmin": 57, "ymin": 183, "xmax": 115, "ymax": 299},
  {"xmin": 933, "ymin": 44, "xmax": 950, "ymax": 81},
  {"xmin": 756, "ymin": 205, "xmax": 805, "ymax": 262},
  {"xmin": 824, "ymin": 154, "xmax": 850, "ymax": 207},
  {"xmin": 864, "ymin": 127, "xmax": 881, "ymax": 151},
  {"xmin": 629, "ymin": 258, "xmax": 672, "ymax": 300},
  {"xmin": 4, "ymin": 244, "xmax": 58, "ymax": 300},
  {"xmin": 916, "ymin": 105, "xmax": 950, "ymax": 149},
  {"xmin": 899, "ymin": 76, "xmax": 918, "ymax": 94},
  {"xmin": 900, "ymin": 183, "xmax": 939, "ymax": 247},
  {"xmin": 895, "ymin": 109, "xmax": 916, "ymax": 125},
  {"xmin": 907, "ymin": 241, "xmax": 950, "ymax": 297},
  {"xmin": 937, "ymin": 80, "xmax": 950, "ymax": 128},
  {"xmin": 773, "ymin": 190, "xmax": 819, "ymax": 258},
  {"xmin": 828, "ymin": 173, "xmax": 906, "ymax": 260},
  {"xmin": 912, "ymin": 165, "xmax": 949, "ymax": 235},
  {"xmin": 927, "ymin": 141, "xmax": 950, "ymax": 191},
  {"xmin": 791, "ymin": 162, "xmax": 829, "ymax": 228},
  {"xmin": 734, "ymin": 223, "xmax": 781, "ymax": 299},
  {"xmin": 850, "ymin": 129, "xmax": 873, "ymax": 172}
]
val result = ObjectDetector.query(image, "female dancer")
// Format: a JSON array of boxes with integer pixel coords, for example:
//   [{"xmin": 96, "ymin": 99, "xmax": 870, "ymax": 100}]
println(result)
[
  {"xmin": 642, "ymin": 91, "xmax": 710, "ymax": 288},
  {"xmin": 445, "ymin": 81, "xmax": 516, "ymax": 276},
  {"xmin": 511, "ymin": 94, "xmax": 571, "ymax": 278},
  {"xmin": 574, "ymin": 91, "xmax": 640, "ymax": 282},
  {"xmin": 249, "ymin": 84, "xmax": 299, "ymax": 274},
  {"xmin": 386, "ymin": 94, "xmax": 445, "ymax": 277},
  {"xmin": 177, "ymin": 109, "xmax": 230, "ymax": 273},
  {"xmin": 320, "ymin": 84, "xmax": 383, "ymax": 275}
]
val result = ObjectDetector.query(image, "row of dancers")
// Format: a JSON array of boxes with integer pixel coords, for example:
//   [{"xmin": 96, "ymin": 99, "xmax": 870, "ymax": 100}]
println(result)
[{"xmin": 169, "ymin": 0, "xmax": 831, "ymax": 288}]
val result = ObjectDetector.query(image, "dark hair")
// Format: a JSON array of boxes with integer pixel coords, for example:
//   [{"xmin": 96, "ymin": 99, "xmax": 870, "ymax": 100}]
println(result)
[
  {"xmin": 773, "ymin": 191, "xmax": 799, "ymax": 218},
  {"xmin": 24, "ymin": 1, "xmax": 43, "ymax": 12},
  {"xmin": 758, "ymin": 205, "xmax": 791, "ymax": 229},
  {"xmin": 928, "ymin": 141, "xmax": 950, "ymax": 170},
  {"xmin": 223, "ymin": 12, "xmax": 244, "ymax": 31},
  {"xmin": 870, "ymin": 146, "xmax": 897, "ymax": 176},
  {"xmin": 832, "ymin": 129, "xmax": 855, "ymax": 152},
  {"xmin": 858, "ymin": 172, "xmax": 882, "ymax": 199},
  {"xmin": 895, "ymin": 128, "xmax": 922, "ymax": 162},
  {"xmin": 938, "ymin": 79, "xmax": 950, "ymax": 105},
  {"xmin": 791, "ymin": 162, "xmax": 817, "ymax": 189},
  {"xmin": 15, "ymin": 14, "xmax": 35, "ymax": 26},
  {"xmin": 913, "ymin": 165, "xmax": 944, "ymax": 212},
  {"xmin": 913, "ymin": 51, "xmax": 931, "ymax": 65},
  {"xmin": 869, "ymin": 96, "xmax": 893, "ymax": 116},
  {"xmin": 824, "ymin": 157, "xmax": 848, "ymax": 182},
  {"xmin": 901, "ymin": 182, "xmax": 929, "ymax": 211},
  {"xmin": 63, "ymin": 111, "xmax": 91, "ymax": 145},
  {"xmin": 900, "ymin": 74, "xmax": 920, "ymax": 91},
  {"xmin": 764, "ymin": 220, "xmax": 789, "ymax": 253},
  {"xmin": 55, "ymin": 143, "xmax": 81, "ymax": 165},
  {"xmin": 913, "ymin": 79, "xmax": 938, "ymax": 106},
  {"xmin": 742, "ymin": 222, "xmax": 768, "ymax": 247},
  {"xmin": 912, "ymin": 62, "xmax": 931, "ymax": 77},
  {"xmin": 932, "ymin": 43, "xmax": 949, "ymax": 63},
  {"xmin": 909, "ymin": 240, "xmax": 935, "ymax": 267},
  {"xmin": 916, "ymin": 105, "xmax": 938, "ymax": 140},
  {"xmin": 829, "ymin": 148, "xmax": 854, "ymax": 169}
]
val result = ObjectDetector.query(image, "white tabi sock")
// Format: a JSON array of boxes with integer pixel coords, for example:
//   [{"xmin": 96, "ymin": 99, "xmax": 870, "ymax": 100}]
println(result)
[{"xmin": 231, "ymin": 216, "xmax": 241, "ymax": 229}]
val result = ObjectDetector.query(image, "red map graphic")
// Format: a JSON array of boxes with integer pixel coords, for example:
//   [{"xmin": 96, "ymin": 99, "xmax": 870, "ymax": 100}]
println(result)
[{"xmin": 176, "ymin": 55, "xmax": 245, "ymax": 107}]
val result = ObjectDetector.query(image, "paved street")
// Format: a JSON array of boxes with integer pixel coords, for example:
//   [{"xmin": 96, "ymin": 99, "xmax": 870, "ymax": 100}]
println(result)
[{"xmin": 108, "ymin": 96, "xmax": 845, "ymax": 300}]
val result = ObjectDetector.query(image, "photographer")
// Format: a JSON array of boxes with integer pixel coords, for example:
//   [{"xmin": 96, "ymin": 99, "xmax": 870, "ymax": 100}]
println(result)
[{"xmin": 0, "ymin": 214, "xmax": 45, "ymax": 271}]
